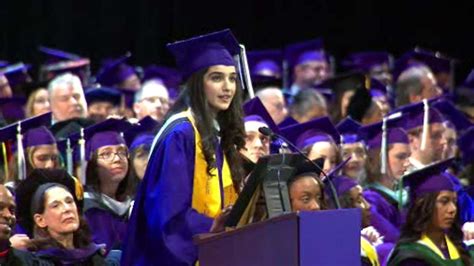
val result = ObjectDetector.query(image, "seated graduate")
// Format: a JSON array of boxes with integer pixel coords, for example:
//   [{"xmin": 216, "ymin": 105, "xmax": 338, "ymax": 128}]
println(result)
[
  {"xmin": 287, "ymin": 171, "xmax": 327, "ymax": 212},
  {"xmin": 75, "ymin": 118, "xmax": 133, "ymax": 251},
  {"xmin": 15, "ymin": 168, "xmax": 118, "ymax": 265},
  {"xmin": 388, "ymin": 160, "xmax": 473, "ymax": 266},
  {"xmin": 122, "ymin": 29, "xmax": 246, "ymax": 266},
  {"xmin": 359, "ymin": 121, "xmax": 411, "ymax": 244},
  {"xmin": 281, "ymin": 116, "xmax": 341, "ymax": 175},
  {"xmin": 336, "ymin": 117, "xmax": 368, "ymax": 184},
  {"xmin": 0, "ymin": 184, "xmax": 49, "ymax": 265},
  {"xmin": 0, "ymin": 113, "xmax": 56, "ymax": 187},
  {"xmin": 327, "ymin": 175, "xmax": 381, "ymax": 266}
]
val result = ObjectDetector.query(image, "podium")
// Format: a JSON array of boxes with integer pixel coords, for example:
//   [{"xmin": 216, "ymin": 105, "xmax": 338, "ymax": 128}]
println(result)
[{"xmin": 195, "ymin": 209, "xmax": 361, "ymax": 266}]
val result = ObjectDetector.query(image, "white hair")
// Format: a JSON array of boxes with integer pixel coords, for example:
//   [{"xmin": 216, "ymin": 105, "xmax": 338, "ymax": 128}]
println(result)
[
  {"xmin": 47, "ymin": 72, "xmax": 83, "ymax": 95},
  {"xmin": 134, "ymin": 78, "xmax": 168, "ymax": 103}
]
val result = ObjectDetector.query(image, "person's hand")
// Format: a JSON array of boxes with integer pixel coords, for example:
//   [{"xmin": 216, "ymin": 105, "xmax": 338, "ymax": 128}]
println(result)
[
  {"xmin": 9, "ymin": 234, "xmax": 30, "ymax": 250},
  {"xmin": 361, "ymin": 226, "xmax": 384, "ymax": 246},
  {"xmin": 462, "ymin": 222, "xmax": 474, "ymax": 241},
  {"xmin": 210, "ymin": 205, "xmax": 233, "ymax": 233}
]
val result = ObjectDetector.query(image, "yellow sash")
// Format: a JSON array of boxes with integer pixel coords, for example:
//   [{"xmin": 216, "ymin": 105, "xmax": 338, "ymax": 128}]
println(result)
[
  {"xmin": 418, "ymin": 233, "xmax": 460, "ymax": 260},
  {"xmin": 181, "ymin": 110, "xmax": 238, "ymax": 219},
  {"xmin": 361, "ymin": 237, "xmax": 380, "ymax": 266}
]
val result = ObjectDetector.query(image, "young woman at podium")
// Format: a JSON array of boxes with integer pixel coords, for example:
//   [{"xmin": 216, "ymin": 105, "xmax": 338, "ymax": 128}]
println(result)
[{"xmin": 122, "ymin": 29, "xmax": 246, "ymax": 266}]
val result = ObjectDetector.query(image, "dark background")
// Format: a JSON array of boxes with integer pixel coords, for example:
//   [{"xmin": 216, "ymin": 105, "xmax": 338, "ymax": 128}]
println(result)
[{"xmin": 2, "ymin": 0, "xmax": 474, "ymax": 84}]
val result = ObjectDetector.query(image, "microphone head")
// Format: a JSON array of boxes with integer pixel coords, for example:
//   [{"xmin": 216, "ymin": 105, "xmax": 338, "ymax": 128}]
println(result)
[{"xmin": 258, "ymin": 126, "xmax": 273, "ymax": 137}]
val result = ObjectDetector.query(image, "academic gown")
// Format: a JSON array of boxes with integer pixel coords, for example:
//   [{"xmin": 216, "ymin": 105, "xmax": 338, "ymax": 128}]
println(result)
[
  {"xmin": 121, "ymin": 116, "xmax": 234, "ymax": 266},
  {"xmin": 35, "ymin": 244, "xmax": 108, "ymax": 266},
  {"xmin": 445, "ymin": 172, "xmax": 474, "ymax": 224},
  {"xmin": 0, "ymin": 248, "xmax": 51, "ymax": 266},
  {"xmin": 83, "ymin": 191, "xmax": 131, "ymax": 251}
]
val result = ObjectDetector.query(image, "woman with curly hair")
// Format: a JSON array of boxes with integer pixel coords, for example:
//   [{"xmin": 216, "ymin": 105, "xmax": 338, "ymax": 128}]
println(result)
[
  {"xmin": 388, "ymin": 159, "xmax": 473, "ymax": 266},
  {"xmin": 122, "ymin": 29, "xmax": 246, "ymax": 265}
]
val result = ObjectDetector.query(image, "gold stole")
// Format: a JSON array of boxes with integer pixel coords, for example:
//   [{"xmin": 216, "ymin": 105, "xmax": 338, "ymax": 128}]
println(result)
[
  {"xmin": 417, "ymin": 233, "xmax": 460, "ymax": 260},
  {"xmin": 182, "ymin": 110, "xmax": 238, "ymax": 219},
  {"xmin": 361, "ymin": 237, "xmax": 380, "ymax": 266}
]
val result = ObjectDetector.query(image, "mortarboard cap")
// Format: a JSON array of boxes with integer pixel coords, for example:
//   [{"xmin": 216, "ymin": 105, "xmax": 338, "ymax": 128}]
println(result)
[
  {"xmin": 336, "ymin": 117, "xmax": 362, "ymax": 144},
  {"xmin": 277, "ymin": 116, "xmax": 299, "ymax": 129},
  {"xmin": 390, "ymin": 99, "xmax": 445, "ymax": 131},
  {"xmin": 315, "ymin": 71, "xmax": 366, "ymax": 96},
  {"xmin": 96, "ymin": 52, "xmax": 136, "ymax": 87},
  {"xmin": 49, "ymin": 117, "xmax": 95, "ymax": 140},
  {"xmin": 85, "ymin": 87, "xmax": 121, "ymax": 106},
  {"xmin": 167, "ymin": 29, "xmax": 240, "ymax": 81},
  {"xmin": 358, "ymin": 123, "xmax": 409, "ymax": 150},
  {"xmin": 368, "ymin": 78, "xmax": 388, "ymax": 98},
  {"xmin": 15, "ymin": 168, "xmax": 83, "ymax": 236},
  {"xmin": 247, "ymin": 49, "xmax": 283, "ymax": 79},
  {"xmin": 0, "ymin": 63, "xmax": 32, "ymax": 89},
  {"xmin": 394, "ymin": 48, "xmax": 454, "ymax": 82},
  {"xmin": 68, "ymin": 118, "xmax": 132, "ymax": 160},
  {"xmin": 403, "ymin": 158, "xmax": 455, "ymax": 201},
  {"xmin": 23, "ymin": 126, "xmax": 56, "ymax": 148},
  {"xmin": 130, "ymin": 134, "xmax": 155, "ymax": 152},
  {"xmin": 142, "ymin": 65, "xmax": 182, "ymax": 99},
  {"xmin": 457, "ymin": 126, "xmax": 474, "ymax": 165},
  {"xmin": 0, "ymin": 97, "xmax": 27, "ymax": 123},
  {"xmin": 280, "ymin": 116, "xmax": 340, "ymax": 150},
  {"xmin": 243, "ymin": 97, "xmax": 279, "ymax": 134},
  {"xmin": 123, "ymin": 116, "xmax": 159, "ymax": 147},
  {"xmin": 342, "ymin": 51, "xmax": 392, "ymax": 72},
  {"xmin": 329, "ymin": 175, "xmax": 359, "ymax": 197},
  {"xmin": 0, "ymin": 112, "xmax": 52, "ymax": 143},
  {"xmin": 346, "ymin": 87, "xmax": 374, "ymax": 123},
  {"xmin": 38, "ymin": 46, "xmax": 90, "ymax": 82},
  {"xmin": 284, "ymin": 38, "xmax": 326, "ymax": 70},
  {"xmin": 432, "ymin": 99, "xmax": 471, "ymax": 133},
  {"xmin": 39, "ymin": 46, "xmax": 82, "ymax": 63}
]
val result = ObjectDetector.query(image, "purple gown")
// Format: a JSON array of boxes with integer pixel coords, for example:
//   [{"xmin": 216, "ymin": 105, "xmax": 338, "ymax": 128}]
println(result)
[{"xmin": 122, "ymin": 119, "xmax": 218, "ymax": 266}]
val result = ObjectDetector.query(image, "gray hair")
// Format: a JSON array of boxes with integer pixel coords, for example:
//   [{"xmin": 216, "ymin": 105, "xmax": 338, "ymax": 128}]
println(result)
[
  {"xmin": 290, "ymin": 89, "xmax": 327, "ymax": 118},
  {"xmin": 395, "ymin": 66, "xmax": 432, "ymax": 107},
  {"xmin": 47, "ymin": 72, "xmax": 83, "ymax": 95},
  {"xmin": 134, "ymin": 79, "xmax": 167, "ymax": 103}
]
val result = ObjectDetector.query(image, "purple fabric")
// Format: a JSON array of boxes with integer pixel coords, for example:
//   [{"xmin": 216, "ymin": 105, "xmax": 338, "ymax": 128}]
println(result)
[
  {"xmin": 411, "ymin": 173, "xmax": 455, "ymax": 199},
  {"xmin": 280, "ymin": 116, "xmax": 340, "ymax": 150},
  {"xmin": 458, "ymin": 126, "xmax": 474, "ymax": 164},
  {"xmin": 285, "ymin": 38, "xmax": 325, "ymax": 69},
  {"xmin": 343, "ymin": 52, "xmax": 391, "ymax": 72},
  {"xmin": 122, "ymin": 121, "xmax": 215, "ymax": 265},
  {"xmin": 247, "ymin": 49, "xmax": 282, "ymax": 78},
  {"xmin": 363, "ymin": 190, "xmax": 402, "ymax": 243},
  {"xmin": 331, "ymin": 175, "xmax": 358, "ymax": 196},
  {"xmin": 253, "ymin": 60, "xmax": 281, "ymax": 77},
  {"xmin": 130, "ymin": 134, "xmax": 154, "ymax": 151},
  {"xmin": 376, "ymin": 242, "xmax": 395, "ymax": 266},
  {"xmin": 83, "ymin": 207, "xmax": 128, "ymax": 252},
  {"xmin": 36, "ymin": 243, "xmax": 102, "ymax": 264},
  {"xmin": 366, "ymin": 127, "xmax": 409, "ymax": 149},
  {"xmin": 97, "ymin": 56, "xmax": 136, "ymax": 87},
  {"xmin": 336, "ymin": 118, "xmax": 362, "ymax": 144},
  {"xmin": 23, "ymin": 126, "xmax": 56, "ymax": 147},
  {"xmin": 86, "ymin": 131, "xmax": 126, "ymax": 160},
  {"xmin": 167, "ymin": 29, "xmax": 239, "ymax": 81}
]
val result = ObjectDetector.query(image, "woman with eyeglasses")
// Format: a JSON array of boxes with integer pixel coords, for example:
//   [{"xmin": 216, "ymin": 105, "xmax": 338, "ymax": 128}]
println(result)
[{"xmin": 82, "ymin": 118, "xmax": 133, "ymax": 252}]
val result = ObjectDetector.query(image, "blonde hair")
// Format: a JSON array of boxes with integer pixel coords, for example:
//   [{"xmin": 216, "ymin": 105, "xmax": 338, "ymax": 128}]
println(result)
[{"xmin": 25, "ymin": 87, "xmax": 47, "ymax": 118}]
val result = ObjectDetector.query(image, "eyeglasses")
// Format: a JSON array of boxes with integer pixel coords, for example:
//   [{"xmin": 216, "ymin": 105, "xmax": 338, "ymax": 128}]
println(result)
[{"xmin": 98, "ymin": 150, "xmax": 129, "ymax": 161}]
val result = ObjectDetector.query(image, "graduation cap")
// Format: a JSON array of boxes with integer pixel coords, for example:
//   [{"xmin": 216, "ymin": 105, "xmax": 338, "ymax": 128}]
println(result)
[
  {"xmin": 432, "ymin": 99, "xmax": 471, "ymax": 133},
  {"xmin": 280, "ymin": 116, "xmax": 340, "ymax": 150},
  {"xmin": 95, "ymin": 52, "xmax": 136, "ymax": 87},
  {"xmin": 123, "ymin": 116, "xmax": 159, "ymax": 147},
  {"xmin": 358, "ymin": 115, "xmax": 409, "ymax": 174},
  {"xmin": 461, "ymin": 69, "xmax": 474, "ymax": 89},
  {"xmin": 0, "ymin": 112, "xmax": 52, "ymax": 180},
  {"xmin": 0, "ymin": 61, "xmax": 8, "ymax": 68},
  {"xmin": 49, "ymin": 117, "xmax": 95, "ymax": 140},
  {"xmin": 38, "ymin": 46, "xmax": 90, "ymax": 82},
  {"xmin": 457, "ymin": 126, "xmax": 474, "ymax": 165},
  {"xmin": 130, "ymin": 134, "xmax": 155, "ymax": 152},
  {"xmin": 336, "ymin": 117, "xmax": 362, "ymax": 144},
  {"xmin": 277, "ymin": 116, "xmax": 298, "ymax": 129},
  {"xmin": 394, "ymin": 48, "xmax": 454, "ymax": 82},
  {"xmin": 247, "ymin": 49, "xmax": 283, "ymax": 78},
  {"xmin": 284, "ymin": 38, "xmax": 326, "ymax": 70},
  {"xmin": 368, "ymin": 78, "xmax": 388, "ymax": 98},
  {"xmin": 84, "ymin": 87, "xmax": 121, "ymax": 106},
  {"xmin": 15, "ymin": 168, "xmax": 83, "ymax": 236},
  {"xmin": 402, "ymin": 158, "xmax": 455, "ymax": 201},
  {"xmin": 346, "ymin": 87, "xmax": 373, "ymax": 123},
  {"xmin": 342, "ymin": 51, "xmax": 392, "ymax": 72},
  {"xmin": 167, "ymin": 29, "xmax": 240, "ymax": 81},
  {"xmin": 0, "ymin": 62, "xmax": 32, "ymax": 89},
  {"xmin": 0, "ymin": 97, "xmax": 27, "ymax": 123},
  {"xmin": 328, "ymin": 175, "xmax": 359, "ymax": 197},
  {"xmin": 315, "ymin": 71, "xmax": 366, "ymax": 97},
  {"xmin": 23, "ymin": 126, "xmax": 56, "ymax": 148},
  {"xmin": 243, "ymin": 97, "xmax": 279, "ymax": 134}
]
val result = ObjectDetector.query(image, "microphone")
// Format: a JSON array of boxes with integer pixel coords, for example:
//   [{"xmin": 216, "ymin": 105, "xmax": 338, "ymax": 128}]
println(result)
[{"xmin": 258, "ymin": 126, "xmax": 341, "ymax": 209}]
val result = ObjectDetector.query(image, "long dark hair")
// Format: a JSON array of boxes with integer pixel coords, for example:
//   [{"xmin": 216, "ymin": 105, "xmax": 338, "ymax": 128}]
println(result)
[
  {"xmin": 398, "ymin": 192, "xmax": 471, "ymax": 265},
  {"xmin": 287, "ymin": 172, "xmax": 328, "ymax": 210},
  {"xmin": 85, "ymin": 151, "xmax": 131, "ymax": 201},
  {"xmin": 165, "ymin": 67, "xmax": 246, "ymax": 189}
]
